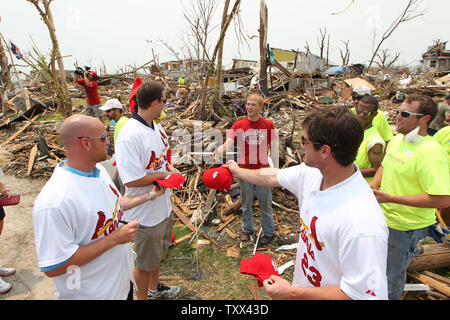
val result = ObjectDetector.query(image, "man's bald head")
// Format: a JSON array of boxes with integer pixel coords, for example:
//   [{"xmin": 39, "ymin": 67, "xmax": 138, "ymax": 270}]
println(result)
[{"xmin": 59, "ymin": 114, "xmax": 102, "ymax": 148}]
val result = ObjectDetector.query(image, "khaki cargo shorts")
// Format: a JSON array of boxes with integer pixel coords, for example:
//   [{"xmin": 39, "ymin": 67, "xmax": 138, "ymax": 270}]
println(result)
[{"xmin": 134, "ymin": 212, "xmax": 174, "ymax": 272}]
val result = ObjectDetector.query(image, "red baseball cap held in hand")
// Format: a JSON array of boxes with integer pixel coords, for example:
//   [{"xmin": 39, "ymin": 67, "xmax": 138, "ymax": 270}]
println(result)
[
  {"xmin": 240, "ymin": 253, "xmax": 280, "ymax": 287},
  {"xmin": 155, "ymin": 173, "xmax": 185, "ymax": 189},
  {"xmin": 202, "ymin": 165, "xmax": 233, "ymax": 192}
]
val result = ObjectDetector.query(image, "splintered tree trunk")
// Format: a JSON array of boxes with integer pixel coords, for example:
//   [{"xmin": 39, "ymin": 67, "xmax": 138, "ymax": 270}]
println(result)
[
  {"xmin": 199, "ymin": 0, "xmax": 241, "ymax": 116},
  {"xmin": 259, "ymin": 0, "xmax": 268, "ymax": 96},
  {"xmin": 215, "ymin": 0, "xmax": 231, "ymax": 98},
  {"xmin": 27, "ymin": 0, "xmax": 72, "ymax": 118}
]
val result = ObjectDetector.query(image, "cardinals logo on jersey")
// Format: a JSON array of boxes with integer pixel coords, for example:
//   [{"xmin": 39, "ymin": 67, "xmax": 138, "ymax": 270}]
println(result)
[{"xmin": 91, "ymin": 185, "xmax": 123, "ymax": 240}]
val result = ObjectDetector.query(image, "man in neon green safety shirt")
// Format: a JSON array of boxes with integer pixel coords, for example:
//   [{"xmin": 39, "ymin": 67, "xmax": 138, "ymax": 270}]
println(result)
[
  {"xmin": 350, "ymin": 85, "xmax": 393, "ymax": 144},
  {"xmin": 100, "ymin": 99, "xmax": 129, "ymax": 147},
  {"xmin": 370, "ymin": 94, "xmax": 450, "ymax": 300},
  {"xmin": 354, "ymin": 95, "xmax": 385, "ymax": 183}
]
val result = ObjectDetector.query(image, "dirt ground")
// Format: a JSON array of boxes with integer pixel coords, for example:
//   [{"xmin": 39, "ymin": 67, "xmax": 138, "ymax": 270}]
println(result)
[{"xmin": 0, "ymin": 174, "xmax": 57, "ymax": 300}]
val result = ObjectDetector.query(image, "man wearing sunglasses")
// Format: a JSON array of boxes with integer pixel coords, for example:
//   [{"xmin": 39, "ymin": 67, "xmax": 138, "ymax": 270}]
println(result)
[
  {"xmin": 350, "ymin": 85, "xmax": 393, "ymax": 145},
  {"xmin": 32, "ymin": 114, "xmax": 164, "ymax": 300},
  {"xmin": 115, "ymin": 81, "xmax": 181, "ymax": 300},
  {"xmin": 225, "ymin": 106, "xmax": 388, "ymax": 300},
  {"xmin": 370, "ymin": 94, "xmax": 450, "ymax": 300},
  {"xmin": 354, "ymin": 96, "xmax": 385, "ymax": 183}
]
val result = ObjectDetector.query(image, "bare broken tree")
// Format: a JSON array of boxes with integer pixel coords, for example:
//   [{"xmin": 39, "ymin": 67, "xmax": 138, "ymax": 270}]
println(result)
[
  {"xmin": 367, "ymin": 0, "xmax": 427, "ymax": 71},
  {"xmin": 26, "ymin": 0, "xmax": 72, "ymax": 118},
  {"xmin": 339, "ymin": 40, "xmax": 351, "ymax": 72},
  {"xmin": 198, "ymin": 0, "xmax": 242, "ymax": 116},
  {"xmin": 375, "ymin": 49, "xmax": 401, "ymax": 70}
]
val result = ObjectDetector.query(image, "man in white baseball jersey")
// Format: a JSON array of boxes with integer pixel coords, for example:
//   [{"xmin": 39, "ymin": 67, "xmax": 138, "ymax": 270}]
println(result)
[
  {"xmin": 225, "ymin": 106, "xmax": 389, "ymax": 300},
  {"xmin": 32, "ymin": 115, "xmax": 163, "ymax": 300},
  {"xmin": 115, "ymin": 80, "xmax": 180, "ymax": 300}
]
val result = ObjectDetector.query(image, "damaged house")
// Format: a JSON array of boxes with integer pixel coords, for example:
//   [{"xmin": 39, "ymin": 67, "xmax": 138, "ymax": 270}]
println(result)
[{"xmin": 421, "ymin": 41, "xmax": 450, "ymax": 72}]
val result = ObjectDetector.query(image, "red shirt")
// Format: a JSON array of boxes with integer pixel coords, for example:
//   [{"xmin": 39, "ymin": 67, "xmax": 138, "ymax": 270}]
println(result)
[
  {"xmin": 77, "ymin": 79, "xmax": 101, "ymax": 105},
  {"xmin": 227, "ymin": 117, "xmax": 277, "ymax": 169}
]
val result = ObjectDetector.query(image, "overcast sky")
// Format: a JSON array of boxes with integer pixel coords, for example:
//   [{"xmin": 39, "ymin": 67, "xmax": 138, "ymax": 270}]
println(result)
[{"xmin": 1, "ymin": 0, "xmax": 449, "ymax": 74}]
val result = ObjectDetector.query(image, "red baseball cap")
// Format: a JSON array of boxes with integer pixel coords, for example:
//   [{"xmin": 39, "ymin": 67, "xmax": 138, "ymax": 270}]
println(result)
[
  {"xmin": 240, "ymin": 253, "xmax": 279, "ymax": 287},
  {"xmin": 202, "ymin": 165, "xmax": 233, "ymax": 192},
  {"xmin": 155, "ymin": 173, "xmax": 185, "ymax": 189}
]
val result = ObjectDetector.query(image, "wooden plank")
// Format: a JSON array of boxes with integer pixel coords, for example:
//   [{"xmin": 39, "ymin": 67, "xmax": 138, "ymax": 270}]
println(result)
[
  {"xmin": 224, "ymin": 227, "xmax": 238, "ymax": 239},
  {"xmin": 172, "ymin": 232, "xmax": 194, "ymax": 246},
  {"xmin": 172, "ymin": 194, "xmax": 194, "ymax": 216},
  {"xmin": 422, "ymin": 271, "xmax": 450, "ymax": 286},
  {"xmin": 247, "ymin": 282, "xmax": 262, "ymax": 300},
  {"xmin": 26, "ymin": 144, "xmax": 38, "ymax": 176},
  {"xmin": 0, "ymin": 113, "xmax": 41, "ymax": 147},
  {"xmin": 217, "ymin": 214, "xmax": 236, "ymax": 232},
  {"xmin": 407, "ymin": 272, "xmax": 450, "ymax": 297},
  {"xmin": 172, "ymin": 204, "xmax": 196, "ymax": 232},
  {"xmin": 22, "ymin": 88, "xmax": 31, "ymax": 110}
]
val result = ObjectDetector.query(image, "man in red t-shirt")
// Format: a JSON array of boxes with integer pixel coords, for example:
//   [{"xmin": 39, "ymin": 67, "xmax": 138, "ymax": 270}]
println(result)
[
  {"xmin": 214, "ymin": 93, "xmax": 277, "ymax": 245},
  {"xmin": 74, "ymin": 70, "xmax": 103, "ymax": 121}
]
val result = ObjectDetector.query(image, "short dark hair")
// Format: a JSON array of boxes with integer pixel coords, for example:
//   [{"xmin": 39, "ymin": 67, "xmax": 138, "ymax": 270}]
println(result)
[
  {"xmin": 445, "ymin": 94, "xmax": 450, "ymax": 100},
  {"xmin": 302, "ymin": 106, "xmax": 363, "ymax": 166},
  {"xmin": 406, "ymin": 94, "xmax": 437, "ymax": 124},
  {"xmin": 136, "ymin": 81, "xmax": 165, "ymax": 110},
  {"xmin": 360, "ymin": 95, "xmax": 379, "ymax": 111}
]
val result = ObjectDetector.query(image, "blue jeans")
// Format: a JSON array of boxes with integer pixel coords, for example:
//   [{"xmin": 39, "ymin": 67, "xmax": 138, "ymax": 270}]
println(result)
[
  {"xmin": 386, "ymin": 227, "xmax": 429, "ymax": 300},
  {"xmin": 239, "ymin": 180, "xmax": 274, "ymax": 237}
]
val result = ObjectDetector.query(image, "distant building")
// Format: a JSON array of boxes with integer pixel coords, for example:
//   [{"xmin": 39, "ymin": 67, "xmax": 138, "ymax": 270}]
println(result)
[
  {"xmin": 421, "ymin": 41, "xmax": 450, "ymax": 72},
  {"xmin": 271, "ymin": 48, "xmax": 326, "ymax": 73},
  {"xmin": 159, "ymin": 59, "xmax": 208, "ymax": 80}
]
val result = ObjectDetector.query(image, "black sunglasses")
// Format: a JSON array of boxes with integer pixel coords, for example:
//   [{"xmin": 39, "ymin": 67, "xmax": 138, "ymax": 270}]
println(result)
[
  {"xmin": 352, "ymin": 95, "xmax": 363, "ymax": 101},
  {"xmin": 396, "ymin": 110, "xmax": 424, "ymax": 118},
  {"xmin": 301, "ymin": 136, "xmax": 323, "ymax": 146},
  {"xmin": 355, "ymin": 107, "xmax": 374, "ymax": 116},
  {"xmin": 77, "ymin": 134, "xmax": 108, "ymax": 143}
]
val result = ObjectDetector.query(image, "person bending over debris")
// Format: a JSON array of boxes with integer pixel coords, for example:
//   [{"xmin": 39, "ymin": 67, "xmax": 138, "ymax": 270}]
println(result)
[
  {"xmin": 370, "ymin": 94, "xmax": 450, "ymax": 300},
  {"xmin": 225, "ymin": 106, "xmax": 389, "ymax": 300},
  {"xmin": 74, "ymin": 69, "xmax": 103, "ymax": 122},
  {"xmin": 115, "ymin": 81, "xmax": 181, "ymax": 300},
  {"xmin": 214, "ymin": 93, "xmax": 277, "ymax": 245},
  {"xmin": 354, "ymin": 96, "xmax": 386, "ymax": 183},
  {"xmin": 32, "ymin": 114, "xmax": 163, "ymax": 300},
  {"xmin": 350, "ymin": 85, "xmax": 393, "ymax": 145}
]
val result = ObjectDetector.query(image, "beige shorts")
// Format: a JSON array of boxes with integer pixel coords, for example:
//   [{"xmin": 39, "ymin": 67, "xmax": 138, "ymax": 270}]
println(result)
[{"xmin": 134, "ymin": 212, "xmax": 173, "ymax": 272}]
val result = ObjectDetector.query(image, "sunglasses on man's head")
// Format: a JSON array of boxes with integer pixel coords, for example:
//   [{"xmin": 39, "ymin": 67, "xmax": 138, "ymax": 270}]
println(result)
[
  {"xmin": 77, "ymin": 134, "xmax": 108, "ymax": 143},
  {"xmin": 396, "ymin": 110, "xmax": 424, "ymax": 118}
]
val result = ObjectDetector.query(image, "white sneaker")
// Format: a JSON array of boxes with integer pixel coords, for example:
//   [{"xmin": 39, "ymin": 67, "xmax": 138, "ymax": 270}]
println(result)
[
  {"xmin": 0, "ymin": 278, "xmax": 11, "ymax": 294},
  {"xmin": 147, "ymin": 283, "xmax": 180, "ymax": 300},
  {"xmin": 0, "ymin": 266, "xmax": 16, "ymax": 277}
]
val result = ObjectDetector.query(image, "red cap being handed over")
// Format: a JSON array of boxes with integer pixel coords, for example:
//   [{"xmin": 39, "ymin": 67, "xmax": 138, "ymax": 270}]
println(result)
[
  {"xmin": 202, "ymin": 165, "xmax": 233, "ymax": 192},
  {"xmin": 155, "ymin": 173, "xmax": 185, "ymax": 189}
]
